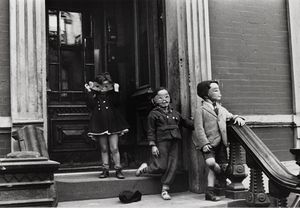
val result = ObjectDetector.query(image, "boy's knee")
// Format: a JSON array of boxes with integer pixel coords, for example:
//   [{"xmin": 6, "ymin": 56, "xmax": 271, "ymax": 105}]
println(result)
[{"xmin": 205, "ymin": 158, "xmax": 216, "ymax": 169}]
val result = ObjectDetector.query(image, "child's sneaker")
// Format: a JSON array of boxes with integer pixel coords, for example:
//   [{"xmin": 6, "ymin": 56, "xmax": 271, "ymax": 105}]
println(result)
[
  {"xmin": 161, "ymin": 190, "xmax": 171, "ymax": 200},
  {"xmin": 135, "ymin": 163, "xmax": 148, "ymax": 176}
]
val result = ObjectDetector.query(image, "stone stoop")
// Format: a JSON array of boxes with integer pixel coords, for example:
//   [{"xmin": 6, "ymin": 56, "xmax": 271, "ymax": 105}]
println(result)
[
  {"xmin": 0, "ymin": 157, "xmax": 59, "ymax": 207},
  {"xmin": 55, "ymin": 169, "xmax": 188, "ymax": 202}
]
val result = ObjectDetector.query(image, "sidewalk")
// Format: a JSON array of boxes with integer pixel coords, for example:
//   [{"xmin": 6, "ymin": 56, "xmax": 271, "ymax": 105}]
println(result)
[{"xmin": 57, "ymin": 192, "xmax": 244, "ymax": 208}]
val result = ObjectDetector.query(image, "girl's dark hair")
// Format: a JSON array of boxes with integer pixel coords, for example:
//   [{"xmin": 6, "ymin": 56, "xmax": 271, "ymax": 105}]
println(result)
[
  {"xmin": 197, "ymin": 80, "xmax": 219, "ymax": 99},
  {"xmin": 95, "ymin": 72, "xmax": 113, "ymax": 84}
]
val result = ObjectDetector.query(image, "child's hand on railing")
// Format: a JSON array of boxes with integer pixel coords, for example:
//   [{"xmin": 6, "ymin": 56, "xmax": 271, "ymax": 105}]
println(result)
[{"xmin": 234, "ymin": 117, "xmax": 245, "ymax": 126}]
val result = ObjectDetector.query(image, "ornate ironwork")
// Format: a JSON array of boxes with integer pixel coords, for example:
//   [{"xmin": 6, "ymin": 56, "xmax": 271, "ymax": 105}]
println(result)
[{"xmin": 225, "ymin": 135, "xmax": 248, "ymax": 199}]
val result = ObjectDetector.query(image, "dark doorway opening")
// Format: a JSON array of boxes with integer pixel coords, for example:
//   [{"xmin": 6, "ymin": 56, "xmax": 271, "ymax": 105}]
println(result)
[{"xmin": 46, "ymin": 0, "xmax": 166, "ymax": 171}]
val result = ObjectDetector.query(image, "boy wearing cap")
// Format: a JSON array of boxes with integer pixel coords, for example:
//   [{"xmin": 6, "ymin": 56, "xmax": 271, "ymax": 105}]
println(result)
[{"xmin": 193, "ymin": 80, "xmax": 245, "ymax": 201}]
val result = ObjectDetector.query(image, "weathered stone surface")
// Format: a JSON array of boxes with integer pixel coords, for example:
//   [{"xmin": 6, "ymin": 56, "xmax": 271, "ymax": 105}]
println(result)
[{"xmin": 0, "ymin": 157, "xmax": 59, "ymax": 207}]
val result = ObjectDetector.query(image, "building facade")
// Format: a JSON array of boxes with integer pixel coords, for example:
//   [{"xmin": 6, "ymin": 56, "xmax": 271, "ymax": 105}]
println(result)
[{"xmin": 0, "ymin": 0, "xmax": 299, "ymax": 192}]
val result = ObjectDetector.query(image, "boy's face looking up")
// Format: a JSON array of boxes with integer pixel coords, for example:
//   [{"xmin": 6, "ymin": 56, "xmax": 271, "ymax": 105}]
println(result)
[
  {"xmin": 153, "ymin": 89, "xmax": 170, "ymax": 108},
  {"xmin": 207, "ymin": 83, "xmax": 222, "ymax": 102}
]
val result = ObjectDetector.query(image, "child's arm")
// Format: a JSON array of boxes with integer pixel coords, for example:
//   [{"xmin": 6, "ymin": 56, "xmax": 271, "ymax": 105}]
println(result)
[
  {"xmin": 147, "ymin": 112, "xmax": 160, "ymax": 157},
  {"xmin": 111, "ymin": 90, "xmax": 121, "ymax": 106},
  {"xmin": 85, "ymin": 83, "xmax": 96, "ymax": 109},
  {"xmin": 86, "ymin": 91, "xmax": 96, "ymax": 109},
  {"xmin": 147, "ymin": 112, "xmax": 157, "ymax": 146},
  {"xmin": 193, "ymin": 106, "xmax": 211, "ymax": 150},
  {"xmin": 110, "ymin": 83, "xmax": 121, "ymax": 107},
  {"xmin": 223, "ymin": 107, "xmax": 245, "ymax": 126},
  {"xmin": 179, "ymin": 116, "xmax": 194, "ymax": 130}
]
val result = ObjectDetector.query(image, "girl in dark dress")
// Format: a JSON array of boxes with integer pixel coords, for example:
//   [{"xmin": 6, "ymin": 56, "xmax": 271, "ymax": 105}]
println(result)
[{"xmin": 85, "ymin": 72, "xmax": 129, "ymax": 179}]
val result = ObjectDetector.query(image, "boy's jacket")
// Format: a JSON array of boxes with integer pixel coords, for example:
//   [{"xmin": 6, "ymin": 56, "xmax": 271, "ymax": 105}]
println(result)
[
  {"xmin": 147, "ymin": 106, "xmax": 194, "ymax": 144},
  {"xmin": 193, "ymin": 100, "xmax": 239, "ymax": 150}
]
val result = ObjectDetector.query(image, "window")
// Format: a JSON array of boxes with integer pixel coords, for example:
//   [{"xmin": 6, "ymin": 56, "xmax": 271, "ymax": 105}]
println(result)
[{"xmin": 47, "ymin": 9, "xmax": 94, "ymax": 103}]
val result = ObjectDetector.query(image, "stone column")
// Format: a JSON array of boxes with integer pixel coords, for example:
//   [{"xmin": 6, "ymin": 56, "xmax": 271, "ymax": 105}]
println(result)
[
  {"xmin": 9, "ymin": 0, "xmax": 47, "ymax": 148},
  {"xmin": 288, "ymin": 0, "xmax": 300, "ymax": 148},
  {"xmin": 175, "ymin": 0, "xmax": 212, "ymax": 193}
]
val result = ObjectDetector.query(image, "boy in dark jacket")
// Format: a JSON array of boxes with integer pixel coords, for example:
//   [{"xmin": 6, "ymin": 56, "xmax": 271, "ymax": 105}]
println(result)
[{"xmin": 136, "ymin": 87, "xmax": 194, "ymax": 200}]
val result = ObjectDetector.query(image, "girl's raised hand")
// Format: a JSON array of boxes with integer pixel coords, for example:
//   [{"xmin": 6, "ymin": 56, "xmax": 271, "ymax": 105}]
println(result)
[
  {"xmin": 114, "ymin": 83, "xmax": 119, "ymax": 92},
  {"xmin": 84, "ymin": 83, "xmax": 91, "ymax": 92}
]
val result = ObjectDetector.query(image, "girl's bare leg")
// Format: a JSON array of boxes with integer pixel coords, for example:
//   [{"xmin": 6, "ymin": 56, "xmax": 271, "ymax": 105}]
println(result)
[{"xmin": 108, "ymin": 134, "xmax": 121, "ymax": 168}]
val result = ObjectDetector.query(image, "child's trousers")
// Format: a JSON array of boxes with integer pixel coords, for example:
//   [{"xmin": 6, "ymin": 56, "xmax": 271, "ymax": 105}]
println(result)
[{"xmin": 146, "ymin": 140, "xmax": 179, "ymax": 186}]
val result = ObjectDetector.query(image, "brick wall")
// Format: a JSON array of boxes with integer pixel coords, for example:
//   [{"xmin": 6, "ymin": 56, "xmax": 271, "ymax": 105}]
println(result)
[
  {"xmin": 253, "ymin": 127, "xmax": 294, "ymax": 161},
  {"xmin": 0, "ymin": 0, "xmax": 11, "ymax": 156},
  {"xmin": 209, "ymin": 0, "xmax": 293, "ymax": 161},
  {"xmin": 209, "ymin": 0, "xmax": 292, "ymax": 115},
  {"xmin": 0, "ymin": 0, "xmax": 10, "ymax": 116}
]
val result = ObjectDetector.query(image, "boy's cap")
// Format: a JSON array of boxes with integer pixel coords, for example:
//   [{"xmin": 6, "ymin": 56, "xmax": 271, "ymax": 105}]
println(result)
[
  {"xmin": 119, "ymin": 190, "xmax": 142, "ymax": 203},
  {"xmin": 197, "ymin": 80, "xmax": 219, "ymax": 99}
]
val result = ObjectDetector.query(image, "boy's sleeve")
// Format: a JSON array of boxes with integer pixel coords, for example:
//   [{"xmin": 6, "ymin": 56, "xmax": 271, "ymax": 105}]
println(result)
[
  {"xmin": 179, "ymin": 115, "xmax": 194, "ymax": 130},
  {"xmin": 223, "ymin": 107, "xmax": 244, "ymax": 122},
  {"xmin": 193, "ymin": 106, "xmax": 210, "ymax": 150},
  {"xmin": 147, "ymin": 112, "xmax": 157, "ymax": 146}
]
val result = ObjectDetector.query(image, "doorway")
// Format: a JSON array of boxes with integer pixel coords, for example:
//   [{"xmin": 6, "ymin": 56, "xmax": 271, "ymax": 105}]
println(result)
[{"xmin": 46, "ymin": 0, "xmax": 166, "ymax": 171}]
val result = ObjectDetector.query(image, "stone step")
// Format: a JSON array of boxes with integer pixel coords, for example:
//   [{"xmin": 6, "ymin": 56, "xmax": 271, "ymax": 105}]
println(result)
[
  {"xmin": 55, "ymin": 169, "xmax": 188, "ymax": 202},
  {"xmin": 57, "ymin": 191, "xmax": 247, "ymax": 208},
  {"xmin": 0, "ymin": 198, "xmax": 56, "ymax": 207}
]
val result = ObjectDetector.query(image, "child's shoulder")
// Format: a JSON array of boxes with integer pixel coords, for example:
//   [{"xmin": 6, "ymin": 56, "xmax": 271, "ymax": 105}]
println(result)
[{"xmin": 148, "ymin": 107, "xmax": 160, "ymax": 115}]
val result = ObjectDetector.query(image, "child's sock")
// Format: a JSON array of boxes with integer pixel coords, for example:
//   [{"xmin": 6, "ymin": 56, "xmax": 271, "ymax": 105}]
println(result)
[{"xmin": 161, "ymin": 185, "xmax": 171, "ymax": 200}]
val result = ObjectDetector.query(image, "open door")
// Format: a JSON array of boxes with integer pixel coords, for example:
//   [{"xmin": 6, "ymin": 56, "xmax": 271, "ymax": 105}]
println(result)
[
  {"xmin": 46, "ymin": 0, "xmax": 166, "ymax": 171},
  {"xmin": 46, "ymin": 1, "xmax": 99, "ymax": 170}
]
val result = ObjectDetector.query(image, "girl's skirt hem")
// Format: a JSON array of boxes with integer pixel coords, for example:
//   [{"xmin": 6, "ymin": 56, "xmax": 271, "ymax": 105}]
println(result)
[{"xmin": 88, "ymin": 129, "xmax": 129, "ymax": 140}]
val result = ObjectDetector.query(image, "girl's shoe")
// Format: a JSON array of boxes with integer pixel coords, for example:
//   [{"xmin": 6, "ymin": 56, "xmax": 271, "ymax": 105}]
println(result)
[
  {"xmin": 135, "ymin": 163, "xmax": 148, "ymax": 176},
  {"xmin": 99, "ymin": 169, "xmax": 109, "ymax": 178},
  {"xmin": 161, "ymin": 190, "xmax": 171, "ymax": 200},
  {"xmin": 115, "ymin": 168, "xmax": 125, "ymax": 179}
]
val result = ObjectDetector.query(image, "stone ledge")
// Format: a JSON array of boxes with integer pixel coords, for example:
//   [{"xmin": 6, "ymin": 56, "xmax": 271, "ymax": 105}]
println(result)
[{"xmin": 0, "ymin": 157, "xmax": 60, "ymax": 207}]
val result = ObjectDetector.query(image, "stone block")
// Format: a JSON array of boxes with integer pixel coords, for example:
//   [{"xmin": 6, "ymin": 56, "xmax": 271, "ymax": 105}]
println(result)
[{"xmin": 0, "ymin": 157, "xmax": 59, "ymax": 207}]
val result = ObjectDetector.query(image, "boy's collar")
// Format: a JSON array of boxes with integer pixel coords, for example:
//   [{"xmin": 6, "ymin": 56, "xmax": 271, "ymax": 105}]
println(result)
[
  {"xmin": 203, "ymin": 99, "xmax": 221, "ymax": 107},
  {"xmin": 154, "ymin": 106, "xmax": 173, "ymax": 113},
  {"xmin": 205, "ymin": 99, "xmax": 214, "ymax": 105}
]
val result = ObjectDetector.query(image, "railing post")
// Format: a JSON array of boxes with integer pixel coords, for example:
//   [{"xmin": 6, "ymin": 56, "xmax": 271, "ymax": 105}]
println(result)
[
  {"xmin": 246, "ymin": 153, "xmax": 271, "ymax": 207},
  {"xmin": 269, "ymin": 180, "xmax": 290, "ymax": 207},
  {"xmin": 225, "ymin": 137, "xmax": 248, "ymax": 199}
]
